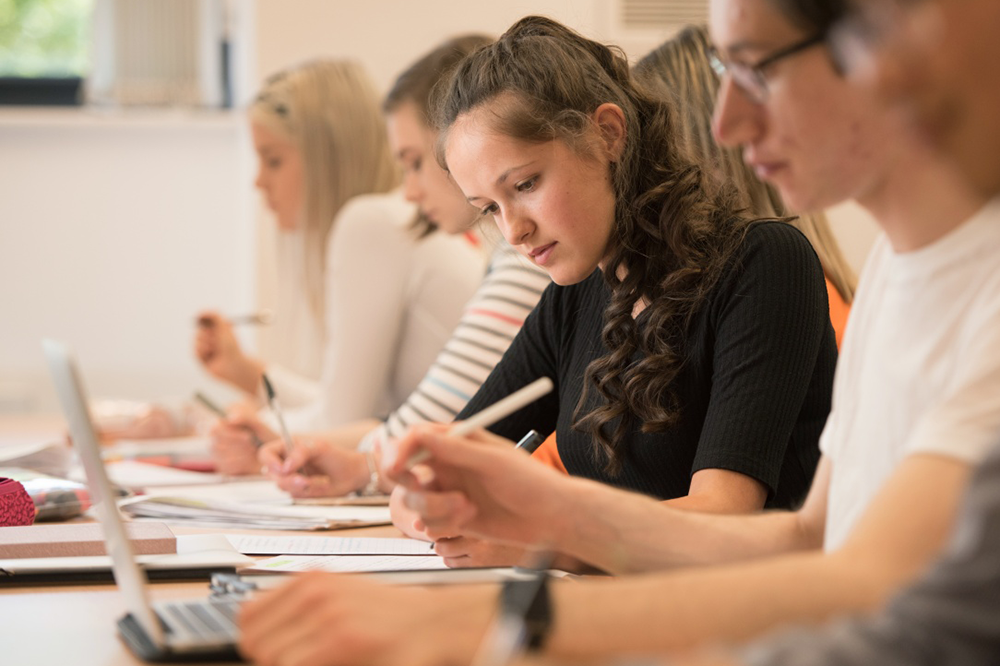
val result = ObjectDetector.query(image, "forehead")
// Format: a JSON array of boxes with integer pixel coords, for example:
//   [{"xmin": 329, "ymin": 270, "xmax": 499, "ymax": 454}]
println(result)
[
  {"xmin": 709, "ymin": 0, "xmax": 804, "ymax": 51},
  {"xmin": 250, "ymin": 118, "xmax": 294, "ymax": 150}
]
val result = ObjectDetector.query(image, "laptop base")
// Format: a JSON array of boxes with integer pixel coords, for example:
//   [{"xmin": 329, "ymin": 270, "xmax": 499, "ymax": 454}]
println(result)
[{"xmin": 117, "ymin": 613, "xmax": 243, "ymax": 663}]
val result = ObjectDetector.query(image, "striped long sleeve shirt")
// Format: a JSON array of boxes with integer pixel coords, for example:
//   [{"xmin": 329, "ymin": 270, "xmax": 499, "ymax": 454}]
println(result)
[{"xmin": 358, "ymin": 245, "xmax": 550, "ymax": 451}]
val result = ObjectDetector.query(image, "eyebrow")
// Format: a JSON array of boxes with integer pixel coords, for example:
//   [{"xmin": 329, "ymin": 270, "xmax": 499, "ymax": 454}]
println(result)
[
  {"xmin": 718, "ymin": 40, "xmax": 771, "ymax": 58},
  {"xmin": 465, "ymin": 161, "xmax": 537, "ymax": 204}
]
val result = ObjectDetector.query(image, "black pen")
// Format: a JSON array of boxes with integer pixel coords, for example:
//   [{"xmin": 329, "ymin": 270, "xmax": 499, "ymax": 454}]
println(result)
[
  {"xmin": 261, "ymin": 374, "xmax": 296, "ymax": 459},
  {"xmin": 192, "ymin": 391, "xmax": 263, "ymax": 448},
  {"xmin": 513, "ymin": 430, "xmax": 542, "ymax": 454}
]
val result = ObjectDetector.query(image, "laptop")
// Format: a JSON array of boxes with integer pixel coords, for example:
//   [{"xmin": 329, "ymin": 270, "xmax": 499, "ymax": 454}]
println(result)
[{"xmin": 43, "ymin": 339, "xmax": 245, "ymax": 662}]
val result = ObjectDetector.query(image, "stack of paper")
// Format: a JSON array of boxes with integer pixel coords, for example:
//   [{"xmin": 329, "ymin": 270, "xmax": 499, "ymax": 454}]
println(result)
[{"xmin": 119, "ymin": 481, "xmax": 392, "ymax": 531}]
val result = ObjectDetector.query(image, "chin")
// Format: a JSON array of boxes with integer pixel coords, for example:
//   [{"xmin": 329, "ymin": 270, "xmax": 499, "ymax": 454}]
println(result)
[{"xmin": 547, "ymin": 266, "xmax": 593, "ymax": 287}]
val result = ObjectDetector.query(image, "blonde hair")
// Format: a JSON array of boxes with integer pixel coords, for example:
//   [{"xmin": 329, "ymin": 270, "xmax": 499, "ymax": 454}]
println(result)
[
  {"xmin": 250, "ymin": 60, "xmax": 400, "ymax": 315},
  {"xmin": 634, "ymin": 25, "xmax": 856, "ymax": 303}
]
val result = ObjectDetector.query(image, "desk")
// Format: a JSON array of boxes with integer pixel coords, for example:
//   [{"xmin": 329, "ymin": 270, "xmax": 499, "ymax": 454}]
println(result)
[
  {"xmin": 0, "ymin": 415, "xmax": 407, "ymax": 665},
  {"xmin": 1, "ymin": 524, "xmax": 403, "ymax": 665}
]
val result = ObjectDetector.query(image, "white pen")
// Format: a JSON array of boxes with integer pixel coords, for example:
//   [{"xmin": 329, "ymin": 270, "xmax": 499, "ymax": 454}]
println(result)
[
  {"xmin": 404, "ymin": 377, "xmax": 554, "ymax": 470},
  {"xmin": 261, "ymin": 373, "xmax": 295, "ymax": 458}
]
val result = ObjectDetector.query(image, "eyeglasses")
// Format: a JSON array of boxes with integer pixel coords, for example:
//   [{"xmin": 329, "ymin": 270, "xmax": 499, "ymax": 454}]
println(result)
[
  {"xmin": 828, "ymin": 0, "xmax": 934, "ymax": 74},
  {"xmin": 709, "ymin": 34, "xmax": 826, "ymax": 103}
]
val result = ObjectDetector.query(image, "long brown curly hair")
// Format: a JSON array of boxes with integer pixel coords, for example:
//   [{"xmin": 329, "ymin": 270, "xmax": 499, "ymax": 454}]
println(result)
[{"xmin": 433, "ymin": 16, "xmax": 753, "ymax": 475}]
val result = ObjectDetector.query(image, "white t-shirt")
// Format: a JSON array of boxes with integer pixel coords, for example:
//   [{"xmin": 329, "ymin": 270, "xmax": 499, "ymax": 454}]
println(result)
[
  {"xmin": 268, "ymin": 191, "xmax": 486, "ymax": 431},
  {"xmin": 822, "ymin": 198, "xmax": 1000, "ymax": 551}
]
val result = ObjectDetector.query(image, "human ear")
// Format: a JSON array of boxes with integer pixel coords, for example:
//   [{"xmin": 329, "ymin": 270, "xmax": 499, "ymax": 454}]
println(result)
[{"xmin": 591, "ymin": 103, "xmax": 627, "ymax": 161}]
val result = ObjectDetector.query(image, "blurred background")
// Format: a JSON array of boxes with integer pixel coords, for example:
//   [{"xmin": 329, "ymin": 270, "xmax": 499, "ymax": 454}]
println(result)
[{"xmin": 0, "ymin": 0, "xmax": 878, "ymax": 415}]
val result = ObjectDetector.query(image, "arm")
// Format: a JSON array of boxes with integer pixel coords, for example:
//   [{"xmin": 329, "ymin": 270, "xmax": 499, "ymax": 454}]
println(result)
[
  {"xmin": 358, "ymin": 250, "xmax": 549, "ymax": 453},
  {"xmin": 543, "ymin": 453, "xmax": 972, "ymax": 657},
  {"xmin": 687, "ymin": 222, "xmax": 835, "ymax": 509},
  {"xmin": 733, "ymin": 446, "xmax": 1000, "ymax": 666},
  {"xmin": 307, "ymin": 198, "xmax": 416, "ymax": 428},
  {"xmin": 386, "ymin": 427, "xmax": 827, "ymax": 572}
]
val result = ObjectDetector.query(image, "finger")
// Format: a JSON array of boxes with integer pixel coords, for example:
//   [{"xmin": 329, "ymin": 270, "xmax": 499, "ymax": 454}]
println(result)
[
  {"xmin": 383, "ymin": 423, "xmax": 451, "ymax": 478},
  {"xmin": 433, "ymin": 536, "xmax": 471, "ymax": 558},
  {"xmin": 442, "ymin": 555, "xmax": 472, "ymax": 569},
  {"xmin": 280, "ymin": 441, "xmax": 315, "ymax": 474},
  {"xmin": 402, "ymin": 489, "xmax": 477, "ymax": 532},
  {"xmin": 257, "ymin": 441, "xmax": 286, "ymax": 472}
]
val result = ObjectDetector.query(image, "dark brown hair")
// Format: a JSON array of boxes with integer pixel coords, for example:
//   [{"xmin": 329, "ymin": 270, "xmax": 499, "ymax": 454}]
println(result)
[
  {"xmin": 433, "ymin": 16, "xmax": 752, "ymax": 474},
  {"xmin": 385, "ymin": 35, "xmax": 493, "ymax": 237}
]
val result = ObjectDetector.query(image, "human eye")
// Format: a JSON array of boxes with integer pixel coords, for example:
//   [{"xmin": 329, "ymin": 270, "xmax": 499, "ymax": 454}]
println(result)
[
  {"xmin": 265, "ymin": 156, "xmax": 282, "ymax": 169},
  {"xmin": 480, "ymin": 202, "xmax": 499, "ymax": 216},
  {"xmin": 515, "ymin": 176, "xmax": 538, "ymax": 193}
]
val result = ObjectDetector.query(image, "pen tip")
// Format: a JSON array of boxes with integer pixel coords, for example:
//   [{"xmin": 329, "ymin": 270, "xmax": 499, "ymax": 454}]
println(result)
[{"xmin": 261, "ymin": 374, "xmax": 276, "ymax": 400}]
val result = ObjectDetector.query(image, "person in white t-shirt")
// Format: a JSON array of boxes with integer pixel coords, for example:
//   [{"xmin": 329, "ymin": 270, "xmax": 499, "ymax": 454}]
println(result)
[{"xmin": 231, "ymin": 10, "xmax": 1000, "ymax": 666}]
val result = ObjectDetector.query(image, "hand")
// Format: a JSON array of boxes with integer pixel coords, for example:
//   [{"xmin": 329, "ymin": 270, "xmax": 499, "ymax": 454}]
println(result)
[
  {"xmin": 238, "ymin": 571, "xmax": 494, "ymax": 666},
  {"xmin": 209, "ymin": 411, "xmax": 276, "ymax": 476},
  {"xmin": 433, "ymin": 535, "xmax": 534, "ymax": 568},
  {"xmin": 193, "ymin": 310, "xmax": 263, "ymax": 394},
  {"xmin": 384, "ymin": 423, "xmax": 578, "ymax": 549},
  {"xmin": 389, "ymin": 485, "xmax": 438, "ymax": 541},
  {"xmin": 259, "ymin": 436, "xmax": 373, "ymax": 498}
]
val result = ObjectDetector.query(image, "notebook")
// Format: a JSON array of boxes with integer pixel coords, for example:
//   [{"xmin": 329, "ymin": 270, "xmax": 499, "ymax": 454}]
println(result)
[{"xmin": 43, "ymin": 339, "xmax": 245, "ymax": 661}]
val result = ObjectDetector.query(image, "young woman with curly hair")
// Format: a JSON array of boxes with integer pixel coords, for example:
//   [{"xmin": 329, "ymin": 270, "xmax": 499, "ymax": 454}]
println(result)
[{"xmin": 401, "ymin": 15, "xmax": 838, "ymax": 566}]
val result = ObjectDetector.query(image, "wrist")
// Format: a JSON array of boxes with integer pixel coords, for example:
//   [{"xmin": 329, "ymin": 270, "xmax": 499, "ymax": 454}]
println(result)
[{"xmin": 235, "ymin": 357, "xmax": 265, "ymax": 396}]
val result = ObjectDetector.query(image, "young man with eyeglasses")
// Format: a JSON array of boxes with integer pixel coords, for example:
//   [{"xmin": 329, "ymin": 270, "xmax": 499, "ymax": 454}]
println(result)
[
  {"xmin": 231, "ymin": 2, "xmax": 1000, "ymax": 664},
  {"xmin": 671, "ymin": 1, "xmax": 1000, "ymax": 664}
]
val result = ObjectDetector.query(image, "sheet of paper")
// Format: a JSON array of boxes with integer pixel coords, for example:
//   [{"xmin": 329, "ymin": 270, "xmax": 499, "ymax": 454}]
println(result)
[
  {"xmin": 226, "ymin": 534, "xmax": 434, "ymax": 556},
  {"xmin": 104, "ymin": 436, "xmax": 212, "ymax": 459},
  {"xmin": 242, "ymin": 554, "xmax": 449, "ymax": 574},
  {"xmin": 69, "ymin": 460, "xmax": 225, "ymax": 488}
]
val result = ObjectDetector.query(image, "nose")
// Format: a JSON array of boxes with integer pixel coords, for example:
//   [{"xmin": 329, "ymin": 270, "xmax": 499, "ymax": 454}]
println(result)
[
  {"xmin": 254, "ymin": 164, "xmax": 266, "ymax": 192},
  {"xmin": 401, "ymin": 169, "xmax": 423, "ymax": 204},
  {"xmin": 497, "ymin": 207, "xmax": 534, "ymax": 247},
  {"xmin": 712, "ymin": 75, "xmax": 764, "ymax": 149}
]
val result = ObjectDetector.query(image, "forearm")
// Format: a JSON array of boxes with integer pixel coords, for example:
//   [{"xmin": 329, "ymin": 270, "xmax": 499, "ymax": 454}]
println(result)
[
  {"xmin": 547, "ymin": 548, "xmax": 897, "ymax": 658},
  {"xmin": 554, "ymin": 477, "xmax": 815, "ymax": 574}
]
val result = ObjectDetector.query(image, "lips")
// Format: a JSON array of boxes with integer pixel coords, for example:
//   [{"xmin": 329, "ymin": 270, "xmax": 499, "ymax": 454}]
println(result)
[
  {"xmin": 744, "ymin": 148, "xmax": 788, "ymax": 181},
  {"xmin": 527, "ymin": 242, "xmax": 556, "ymax": 266}
]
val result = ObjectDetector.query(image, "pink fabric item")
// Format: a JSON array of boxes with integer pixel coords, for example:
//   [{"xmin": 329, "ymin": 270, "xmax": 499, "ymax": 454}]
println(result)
[{"xmin": 0, "ymin": 478, "xmax": 36, "ymax": 526}]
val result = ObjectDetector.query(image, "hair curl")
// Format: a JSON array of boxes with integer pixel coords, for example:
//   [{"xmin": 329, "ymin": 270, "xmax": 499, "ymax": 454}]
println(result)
[{"xmin": 433, "ymin": 16, "xmax": 753, "ymax": 474}]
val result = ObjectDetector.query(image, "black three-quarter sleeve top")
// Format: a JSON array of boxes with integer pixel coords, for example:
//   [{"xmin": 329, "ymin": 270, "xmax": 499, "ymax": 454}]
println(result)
[{"xmin": 455, "ymin": 222, "xmax": 837, "ymax": 509}]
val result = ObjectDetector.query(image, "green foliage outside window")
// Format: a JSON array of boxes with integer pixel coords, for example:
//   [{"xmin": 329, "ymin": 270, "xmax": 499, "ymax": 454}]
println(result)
[{"xmin": 0, "ymin": 0, "xmax": 93, "ymax": 77}]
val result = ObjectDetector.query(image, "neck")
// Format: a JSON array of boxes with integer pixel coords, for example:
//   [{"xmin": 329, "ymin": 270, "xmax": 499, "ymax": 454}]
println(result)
[{"xmin": 856, "ymin": 143, "xmax": 986, "ymax": 253}]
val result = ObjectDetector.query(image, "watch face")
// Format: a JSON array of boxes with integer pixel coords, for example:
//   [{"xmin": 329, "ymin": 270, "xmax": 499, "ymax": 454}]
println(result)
[{"xmin": 500, "ymin": 573, "xmax": 552, "ymax": 651}]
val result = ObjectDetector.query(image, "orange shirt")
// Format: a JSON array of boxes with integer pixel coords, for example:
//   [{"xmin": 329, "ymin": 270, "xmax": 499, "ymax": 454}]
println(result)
[
  {"xmin": 530, "ymin": 433, "xmax": 566, "ymax": 473},
  {"xmin": 827, "ymin": 277, "xmax": 851, "ymax": 349}
]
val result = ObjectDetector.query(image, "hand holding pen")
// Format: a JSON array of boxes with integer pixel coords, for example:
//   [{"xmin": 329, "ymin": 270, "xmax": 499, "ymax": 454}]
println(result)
[
  {"xmin": 383, "ymin": 378, "xmax": 573, "ymax": 547},
  {"xmin": 192, "ymin": 311, "xmax": 266, "ymax": 394},
  {"xmin": 197, "ymin": 393, "xmax": 276, "ymax": 476}
]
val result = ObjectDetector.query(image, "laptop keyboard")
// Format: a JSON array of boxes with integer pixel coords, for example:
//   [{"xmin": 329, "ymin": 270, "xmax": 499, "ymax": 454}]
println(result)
[{"xmin": 161, "ymin": 598, "xmax": 241, "ymax": 642}]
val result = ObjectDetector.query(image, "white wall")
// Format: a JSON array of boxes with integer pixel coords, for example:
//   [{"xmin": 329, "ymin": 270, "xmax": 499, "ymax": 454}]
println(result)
[
  {"xmin": 253, "ymin": 0, "xmax": 879, "ymax": 292},
  {"xmin": 0, "ymin": 109, "xmax": 257, "ymax": 413},
  {"xmin": 0, "ymin": 1, "xmax": 880, "ymax": 414}
]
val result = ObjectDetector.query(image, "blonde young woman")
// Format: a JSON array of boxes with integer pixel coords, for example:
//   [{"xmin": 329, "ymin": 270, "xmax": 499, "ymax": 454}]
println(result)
[
  {"xmin": 196, "ymin": 60, "xmax": 484, "ymax": 472},
  {"xmin": 633, "ymin": 25, "xmax": 855, "ymax": 346},
  {"xmin": 245, "ymin": 37, "xmax": 553, "ymax": 497}
]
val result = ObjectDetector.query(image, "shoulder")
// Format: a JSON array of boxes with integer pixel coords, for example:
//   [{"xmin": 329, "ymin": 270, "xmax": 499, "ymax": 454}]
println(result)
[
  {"xmin": 333, "ymin": 191, "xmax": 415, "ymax": 234},
  {"xmin": 740, "ymin": 220, "xmax": 818, "ymax": 260},
  {"xmin": 327, "ymin": 192, "xmax": 419, "ymax": 258},
  {"xmin": 727, "ymin": 220, "xmax": 825, "ymax": 282}
]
